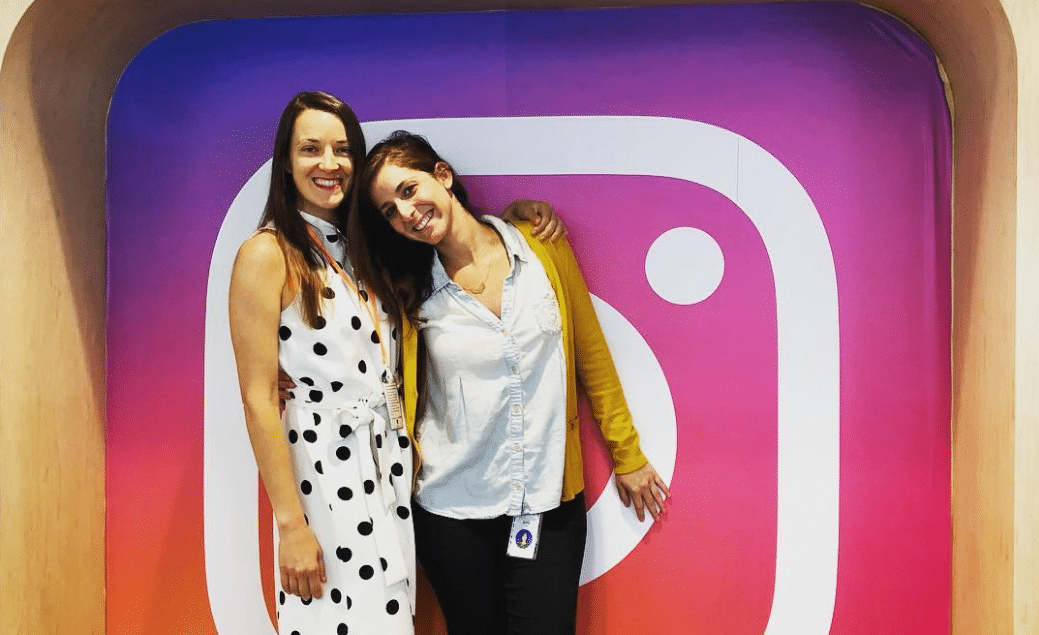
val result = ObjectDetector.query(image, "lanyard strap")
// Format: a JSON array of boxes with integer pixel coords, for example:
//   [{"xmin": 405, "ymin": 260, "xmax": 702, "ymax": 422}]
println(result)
[{"xmin": 306, "ymin": 226, "xmax": 390, "ymax": 371}]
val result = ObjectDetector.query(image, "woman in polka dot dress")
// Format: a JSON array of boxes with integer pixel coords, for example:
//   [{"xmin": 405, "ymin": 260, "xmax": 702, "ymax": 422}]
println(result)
[
  {"xmin": 229, "ymin": 92, "xmax": 562, "ymax": 635},
  {"xmin": 229, "ymin": 92, "xmax": 414, "ymax": 635}
]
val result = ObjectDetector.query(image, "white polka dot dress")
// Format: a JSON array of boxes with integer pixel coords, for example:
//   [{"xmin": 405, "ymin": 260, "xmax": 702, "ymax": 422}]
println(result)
[{"xmin": 274, "ymin": 212, "xmax": 414, "ymax": 635}]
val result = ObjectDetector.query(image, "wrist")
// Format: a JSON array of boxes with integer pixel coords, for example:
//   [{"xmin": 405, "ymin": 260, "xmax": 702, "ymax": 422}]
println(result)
[{"xmin": 276, "ymin": 513, "xmax": 308, "ymax": 533}]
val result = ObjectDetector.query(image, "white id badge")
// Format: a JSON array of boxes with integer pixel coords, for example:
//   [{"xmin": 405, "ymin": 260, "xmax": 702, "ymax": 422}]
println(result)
[
  {"xmin": 382, "ymin": 376, "xmax": 405, "ymax": 431},
  {"xmin": 506, "ymin": 513, "xmax": 542, "ymax": 560}
]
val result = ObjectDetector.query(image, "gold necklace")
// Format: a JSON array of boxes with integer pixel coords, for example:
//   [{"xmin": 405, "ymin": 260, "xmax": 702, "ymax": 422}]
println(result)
[{"xmin": 459, "ymin": 266, "xmax": 489, "ymax": 295}]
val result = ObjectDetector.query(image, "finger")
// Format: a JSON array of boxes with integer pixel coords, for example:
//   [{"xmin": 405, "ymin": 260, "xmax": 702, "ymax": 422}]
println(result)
[
  {"xmin": 655, "ymin": 475, "xmax": 671, "ymax": 499},
  {"xmin": 651, "ymin": 487, "xmax": 668, "ymax": 518},
  {"xmin": 631, "ymin": 492, "xmax": 646, "ymax": 522},
  {"xmin": 308, "ymin": 570, "xmax": 324, "ymax": 598},
  {"xmin": 643, "ymin": 491, "xmax": 661, "ymax": 521},
  {"xmin": 548, "ymin": 221, "xmax": 567, "ymax": 243},
  {"xmin": 280, "ymin": 569, "xmax": 291, "ymax": 595},
  {"xmin": 537, "ymin": 216, "xmax": 559, "ymax": 241},
  {"xmin": 617, "ymin": 481, "xmax": 631, "ymax": 507},
  {"xmin": 297, "ymin": 575, "xmax": 313, "ymax": 601},
  {"xmin": 284, "ymin": 572, "xmax": 299, "ymax": 597},
  {"xmin": 317, "ymin": 550, "xmax": 327, "ymax": 583}
]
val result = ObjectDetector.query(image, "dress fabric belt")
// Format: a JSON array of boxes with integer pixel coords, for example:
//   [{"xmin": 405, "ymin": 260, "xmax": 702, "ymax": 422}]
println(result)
[{"xmin": 313, "ymin": 390, "xmax": 409, "ymax": 590}]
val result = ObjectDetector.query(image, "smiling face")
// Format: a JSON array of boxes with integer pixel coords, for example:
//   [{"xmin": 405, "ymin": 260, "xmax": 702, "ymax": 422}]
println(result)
[
  {"xmin": 288, "ymin": 109, "xmax": 353, "ymax": 220},
  {"xmin": 368, "ymin": 161, "xmax": 458, "ymax": 245}
]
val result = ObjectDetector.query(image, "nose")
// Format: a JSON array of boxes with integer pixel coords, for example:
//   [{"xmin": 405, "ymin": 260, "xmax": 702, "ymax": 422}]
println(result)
[
  {"xmin": 397, "ymin": 201, "xmax": 420, "ymax": 221},
  {"xmin": 319, "ymin": 147, "xmax": 337, "ymax": 170}
]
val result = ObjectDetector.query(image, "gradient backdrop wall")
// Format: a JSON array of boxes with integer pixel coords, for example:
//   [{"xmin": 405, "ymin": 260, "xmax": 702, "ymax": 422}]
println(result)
[{"xmin": 106, "ymin": 3, "xmax": 951, "ymax": 634}]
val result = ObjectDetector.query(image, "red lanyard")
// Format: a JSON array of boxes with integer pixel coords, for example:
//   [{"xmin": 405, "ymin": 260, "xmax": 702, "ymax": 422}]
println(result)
[{"xmin": 307, "ymin": 226, "xmax": 390, "ymax": 370}]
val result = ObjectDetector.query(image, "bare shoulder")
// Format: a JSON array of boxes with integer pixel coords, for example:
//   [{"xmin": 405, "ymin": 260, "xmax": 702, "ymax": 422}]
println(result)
[{"xmin": 234, "ymin": 231, "xmax": 285, "ymax": 273}]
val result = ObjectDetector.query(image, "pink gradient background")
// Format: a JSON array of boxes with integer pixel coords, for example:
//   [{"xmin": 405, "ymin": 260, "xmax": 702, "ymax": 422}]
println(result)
[{"xmin": 107, "ymin": 4, "xmax": 951, "ymax": 634}]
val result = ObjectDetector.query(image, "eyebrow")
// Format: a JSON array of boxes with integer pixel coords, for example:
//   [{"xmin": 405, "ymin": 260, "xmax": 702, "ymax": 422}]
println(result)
[{"xmin": 297, "ymin": 138, "xmax": 349, "ymax": 145}]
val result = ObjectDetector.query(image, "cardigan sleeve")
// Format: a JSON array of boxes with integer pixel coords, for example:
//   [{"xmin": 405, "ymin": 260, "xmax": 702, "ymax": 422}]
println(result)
[{"xmin": 544, "ymin": 233, "xmax": 648, "ymax": 475}]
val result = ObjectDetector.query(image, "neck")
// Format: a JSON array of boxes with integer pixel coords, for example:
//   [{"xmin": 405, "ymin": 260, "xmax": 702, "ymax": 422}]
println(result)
[
  {"xmin": 300, "ymin": 205, "xmax": 337, "ymax": 224},
  {"xmin": 436, "ymin": 206, "xmax": 497, "ymax": 269}
]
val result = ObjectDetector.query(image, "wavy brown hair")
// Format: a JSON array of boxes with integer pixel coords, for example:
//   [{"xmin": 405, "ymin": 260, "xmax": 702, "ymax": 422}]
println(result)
[{"xmin": 260, "ymin": 91, "xmax": 366, "ymax": 327}]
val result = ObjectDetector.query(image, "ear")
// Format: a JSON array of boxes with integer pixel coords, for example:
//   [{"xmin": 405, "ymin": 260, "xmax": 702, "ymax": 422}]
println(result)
[{"xmin": 433, "ymin": 162, "xmax": 454, "ymax": 190}]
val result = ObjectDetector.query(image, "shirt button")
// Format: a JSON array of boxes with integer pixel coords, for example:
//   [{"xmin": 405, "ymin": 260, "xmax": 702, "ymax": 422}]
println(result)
[
  {"xmin": 512, "ymin": 482, "xmax": 522, "ymax": 490},
  {"xmin": 510, "ymin": 404, "xmax": 522, "ymax": 416},
  {"xmin": 512, "ymin": 443, "xmax": 522, "ymax": 452},
  {"xmin": 510, "ymin": 365, "xmax": 519, "ymax": 375}
]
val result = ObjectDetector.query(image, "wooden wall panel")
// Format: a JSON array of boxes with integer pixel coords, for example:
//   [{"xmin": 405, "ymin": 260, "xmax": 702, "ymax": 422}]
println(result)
[{"xmin": 0, "ymin": 1, "xmax": 1035, "ymax": 634}]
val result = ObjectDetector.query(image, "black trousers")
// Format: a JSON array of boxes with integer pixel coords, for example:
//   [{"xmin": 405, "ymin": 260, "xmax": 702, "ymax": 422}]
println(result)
[{"xmin": 414, "ymin": 493, "xmax": 588, "ymax": 635}]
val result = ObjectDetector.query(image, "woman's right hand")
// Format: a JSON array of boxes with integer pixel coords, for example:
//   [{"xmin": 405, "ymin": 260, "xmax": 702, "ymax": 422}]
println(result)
[{"xmin": 278, "ymin": 520, "xmax": 327, "ymax": 600}]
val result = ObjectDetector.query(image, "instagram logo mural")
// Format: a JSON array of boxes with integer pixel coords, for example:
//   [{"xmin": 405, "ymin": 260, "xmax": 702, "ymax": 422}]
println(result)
[{"xmin": 107, "ymin": 4, "xmax": 951, "ymax": 635}]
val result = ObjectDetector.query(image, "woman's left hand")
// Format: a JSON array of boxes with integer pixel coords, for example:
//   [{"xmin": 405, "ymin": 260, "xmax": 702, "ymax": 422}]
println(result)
[
  {"xmin": 502, "ymin": 199, "xmax": 568, "ymax": 242},
  {"xmin": 615, "ymin": 461, "xmax": 670, "ymax": 522}
]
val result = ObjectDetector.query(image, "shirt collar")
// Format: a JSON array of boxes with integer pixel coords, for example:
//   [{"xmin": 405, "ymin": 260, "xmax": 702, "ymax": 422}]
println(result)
[
  {"xmin": 430, "ymin": 216, "xmax": 528, "ymax": 294},
  {"xmin": 299, "ymin": 210, "xmax": 346, "ymax": 261}
]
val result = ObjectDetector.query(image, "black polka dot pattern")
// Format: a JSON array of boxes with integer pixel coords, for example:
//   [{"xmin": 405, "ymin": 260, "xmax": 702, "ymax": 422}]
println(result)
[
  {"xmin": 301, "ymin": 597, "xmax": 312, "ymax": 606},
  {"xmin": 326, "ymin": 233, "xmax": 339, "ymax": 243},
  {"xmin": 273, "ymin": 238, "xmax": 416, "ymax": 631},
  {"xmin": 359, "ymin": 289, "xmax": 369, "ymax": 302}
]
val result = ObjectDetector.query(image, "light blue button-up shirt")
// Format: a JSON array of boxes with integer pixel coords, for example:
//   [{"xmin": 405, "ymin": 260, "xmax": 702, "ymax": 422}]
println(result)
[{"xmin": 413, "ymin": 217, "xmax": 567, "ymax": 519}]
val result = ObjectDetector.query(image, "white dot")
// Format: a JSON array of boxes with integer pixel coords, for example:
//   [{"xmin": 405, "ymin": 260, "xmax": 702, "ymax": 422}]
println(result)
[{"xmin": 645, "ymin": 227, "xmax": 724, "ymax": 305}]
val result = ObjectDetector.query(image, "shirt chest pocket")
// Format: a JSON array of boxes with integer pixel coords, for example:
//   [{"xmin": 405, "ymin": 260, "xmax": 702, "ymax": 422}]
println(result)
[{"xmin": 533, "ymin": 291, "xmax": 562, "ymax": 335}]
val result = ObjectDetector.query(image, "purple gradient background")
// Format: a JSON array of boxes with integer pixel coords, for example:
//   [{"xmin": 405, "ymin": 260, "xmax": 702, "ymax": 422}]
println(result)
[{"xmin": 107, "ymin": 3, "xmax": 951, "ymax": 634}]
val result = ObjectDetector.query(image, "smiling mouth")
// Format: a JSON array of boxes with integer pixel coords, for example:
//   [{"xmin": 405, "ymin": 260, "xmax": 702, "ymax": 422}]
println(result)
[
  {"xmin": 313, "ymin": 177, "xmax": 341, "ymax": 190},
  {"xmin": 414, "ymin": 210, "xmax": 433, "ymax": 232}
]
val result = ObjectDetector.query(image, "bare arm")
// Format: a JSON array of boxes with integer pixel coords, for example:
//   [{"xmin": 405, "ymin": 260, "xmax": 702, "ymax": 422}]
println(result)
[{"xmin": 229, "ymin": 233, "xmax": 325, "ymax": 599}]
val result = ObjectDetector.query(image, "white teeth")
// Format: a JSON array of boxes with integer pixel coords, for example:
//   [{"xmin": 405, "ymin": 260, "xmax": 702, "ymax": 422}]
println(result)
[
  {"xmin": 314, "ymin": 178, "xmax": 340, "ymax": 188},
  {"xmin": 414, "ymin": 211, "xmax": 433, "ymax": 231}
]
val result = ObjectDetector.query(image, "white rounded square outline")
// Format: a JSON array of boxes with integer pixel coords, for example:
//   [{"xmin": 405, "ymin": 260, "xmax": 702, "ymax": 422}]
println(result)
[{"xmin": 203, "ymin": 116, "xmax": 839, "ymax": 635}]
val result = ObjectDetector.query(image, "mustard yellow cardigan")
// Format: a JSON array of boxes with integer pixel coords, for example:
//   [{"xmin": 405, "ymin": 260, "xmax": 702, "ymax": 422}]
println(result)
[{"xmin": 400, "ymin": 221, "xmax": 648, "ymax": 502}]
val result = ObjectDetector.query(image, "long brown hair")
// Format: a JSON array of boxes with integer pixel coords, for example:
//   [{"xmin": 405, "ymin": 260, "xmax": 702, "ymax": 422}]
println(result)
[
  {"xmin": 260, "ymin": 91, "xmax": 366, "ymax": 327},
  {"xmin": 349, "ymin": 131, "xmax": 476, "ymax": 328}
]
